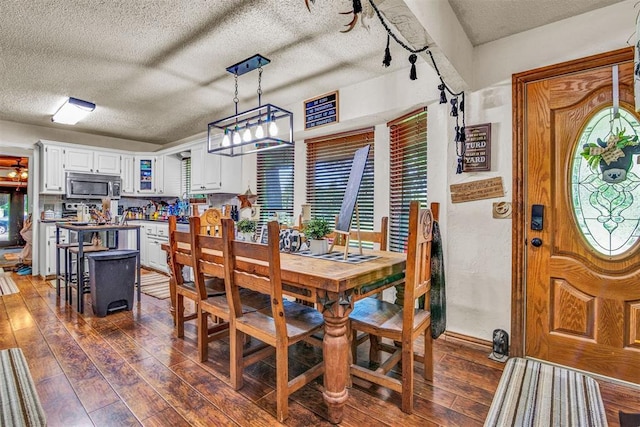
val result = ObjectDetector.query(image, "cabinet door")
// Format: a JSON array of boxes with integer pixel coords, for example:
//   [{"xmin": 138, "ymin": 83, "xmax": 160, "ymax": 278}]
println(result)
[
  {"xmin": 190, "ymin": 145, "xmax": 222, "ymax": 192},
  {"xmin": 139, "ymin": 225, "xmax": 148, "ymax": 266},
  {"xmin": 154, "ymin": 157, "xmax": 164, "ymax": 194},
  {"xmin": 121, "ymin": 155, "xmax": 135, "ymax": 194},
  {"xmin": 148, "ymin": 238, "xmax": 168, "ymax": 273},
  {"xmin": 40, "ymin": 145, "xmax": 65, "ymax": 193},
  {"xmin": 135, "ymin": 157, "xmax": 155, "ymax": 194},
  {"xmin": 65, "ymin": 147, "xmax": 94, "ymax": 172},
  {"xmin": 94, "ymin": 152, "xmax": 121, "ymax": 175}
]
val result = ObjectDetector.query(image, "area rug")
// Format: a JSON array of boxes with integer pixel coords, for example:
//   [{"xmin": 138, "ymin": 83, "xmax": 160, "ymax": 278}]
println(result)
[
  {"xmin": 0, "ymin": 275, "xmax": 19, "ymax": 296},
  {"xmin": 485, "ymin": 357, "xmax": 607, "ymax": 427},
  {"xmin": 140, "ymin": 272, "xmax": 171, "ymax": 299},
  {"xmin": 0, "ymin": 348, "xmax": 47, "ymax": 426}
]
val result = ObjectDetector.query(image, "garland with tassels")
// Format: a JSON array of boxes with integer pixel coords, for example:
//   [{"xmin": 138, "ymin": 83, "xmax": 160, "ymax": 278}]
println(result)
[{"xmin": 308, "ymin": 0, "xmax": 468, "ymax": 173}]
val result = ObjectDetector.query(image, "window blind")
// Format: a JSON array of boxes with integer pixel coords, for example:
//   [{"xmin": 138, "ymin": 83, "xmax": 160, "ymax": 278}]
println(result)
[
  {"xmin": 388, "ymin": 108, "xmax": 428, "ymax": 252},
  {"xmin": 256, "ymin": 146, "xmax": 295, "ymax": 230},
  {"xmin": 181, "ymin": 157, "xmax": 191, "ymax": 197},
  {"xmin": 306, "ymin": 128, "xmax": 375, "ymax": 235}
]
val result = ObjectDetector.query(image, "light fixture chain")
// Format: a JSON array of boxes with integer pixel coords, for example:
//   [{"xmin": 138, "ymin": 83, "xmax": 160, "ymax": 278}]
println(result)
[
  {"xmin": 233, "ymin": 72, "xmax": 239, "ymax": 115},
  {"xmin": 257, "ymin": 66, "xmax": 263, "ymax": 106}
]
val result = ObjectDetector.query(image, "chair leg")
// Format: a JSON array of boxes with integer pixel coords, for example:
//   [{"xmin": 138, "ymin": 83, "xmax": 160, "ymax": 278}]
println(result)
[
  {"xmin": 401, "ymin": 340, "xmax": 414, "ymax": 414},
  {"xmin": 176, "ymin": 294, "xmax": 185, "ymax": 338},
  {"xmin": 275, "ymin": 344, "xmax": 289, "ymax": 422},
  {"xmin": 230, "ymin": 327, "xmax": 244, "ymax": 390},
  {"xmin": 197, "ymin": 310, "xmax": 209, "ymax": 362},
  {"xmin": 423, "ymin": 329, "xmax": 433, "ymax": 381},
  {"xmin": 369, "ymin": 333, "xmax": 381, "ymax": 364}
]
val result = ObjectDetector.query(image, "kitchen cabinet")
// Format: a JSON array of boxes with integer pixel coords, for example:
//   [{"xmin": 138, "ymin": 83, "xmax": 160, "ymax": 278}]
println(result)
[
  {"xmin": 120, "ymin": 154, "xmax": 135, "ymax": 195},
  {"xmin": 39, "ymin": 143, "xmax": 66, "ymax": 194},
  {"xmin": 94, "ymin": 151, "xmax": 121, "ymax": 175},
  {"xmin": 154, "ymin": 156, "xmax": 165, "ymax": 195},
  {"xmin": 140, "ymin": 222, "xmax": 169, "ymax": 273},
  {"xmin": 65, "ymin": 147, "xmax": 121, "ymax": 175},
  {"xmin": 64, "ymin": 146, "xmax": 94, "ymax": 172},
  {"xmin": 190, "ymin": 144, "xmax": 243, "ymax": 194},
  {"xmin": 39, "ymin": 222, "xmax": 69, "ymax": 278},
  {"xmin": 134, "ymin": 156, "xmax": 157, "ymax": 194}
]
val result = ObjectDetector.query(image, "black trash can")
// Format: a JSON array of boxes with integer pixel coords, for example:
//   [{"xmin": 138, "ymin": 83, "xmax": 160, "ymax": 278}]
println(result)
[{"xmin": 87, "ymin": 250, "xmax": 137, "ymax": 317}]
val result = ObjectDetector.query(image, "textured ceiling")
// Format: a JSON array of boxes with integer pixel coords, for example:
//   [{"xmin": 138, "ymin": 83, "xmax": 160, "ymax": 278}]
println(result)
[
  {"xmin": 0, "ymin": 0, "xmax": 627, "ymax": 146},
  {"xmin": 449, "ymin": 0, "xmax": 624, "ymax": 46}
]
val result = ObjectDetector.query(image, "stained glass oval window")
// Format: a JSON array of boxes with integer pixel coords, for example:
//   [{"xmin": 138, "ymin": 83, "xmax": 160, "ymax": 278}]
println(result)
[{"xmin": 571, "ymin": 107, "xmax": 640, "ymax": 256}]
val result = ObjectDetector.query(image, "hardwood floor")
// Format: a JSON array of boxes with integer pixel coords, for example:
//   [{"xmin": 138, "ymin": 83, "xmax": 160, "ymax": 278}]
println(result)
[{"xmin": 1, "ymin": 272, "xmax": 639, "ymax": 426}]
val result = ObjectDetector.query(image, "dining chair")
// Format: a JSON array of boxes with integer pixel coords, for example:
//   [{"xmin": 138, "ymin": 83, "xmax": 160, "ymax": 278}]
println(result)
[
  {"xmin": 349, "ymin": 200, "xmax": 433, "ymax": 414},
  {"xmin": 221, "ymin": 218, "xmax": 325, "ymax": 422},
  {"xmin": 168, "ymin": 216, "xmax": 225, "ymax": 339},
  {"xmin": 189, "ymin": 216, "xmax": 271, "ymax": 363}
]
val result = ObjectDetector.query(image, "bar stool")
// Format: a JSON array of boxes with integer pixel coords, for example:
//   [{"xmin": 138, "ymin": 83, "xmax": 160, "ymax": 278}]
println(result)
[
  {"xmin": 67, "ymin": 245, "xmax": 109, "ymax": 310},
  {"xmin": 55, "ymin": 242, "xmax": 78, "ymax": 298}
]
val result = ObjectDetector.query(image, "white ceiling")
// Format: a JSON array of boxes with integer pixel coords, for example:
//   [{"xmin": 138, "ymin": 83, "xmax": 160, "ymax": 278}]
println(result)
[{"xmin": 0, "ymin": 0, "xmax": 626, "ymax": 146}]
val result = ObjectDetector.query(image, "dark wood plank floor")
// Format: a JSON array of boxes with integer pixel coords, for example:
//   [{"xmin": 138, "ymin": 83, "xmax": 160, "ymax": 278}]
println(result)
[{"xmin": 1, "ymin": 272, "xmax": 639, "ymax": 426}]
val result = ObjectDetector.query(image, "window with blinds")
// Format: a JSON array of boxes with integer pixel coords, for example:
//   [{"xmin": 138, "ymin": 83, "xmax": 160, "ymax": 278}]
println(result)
[
  {"xmin": 388, "ymin": 108, "xmax": 427, "ymax": 252},
  {"xmin": 256, "ymin": 147, "xmax": 295, "ymax": 229},
  {"xmin": 306, "ymin": 128, "xmax": 375, "ymax": 236},
  {"xmin": 181, "ymin": 157, "xmax": 191, "ymax": 197}
]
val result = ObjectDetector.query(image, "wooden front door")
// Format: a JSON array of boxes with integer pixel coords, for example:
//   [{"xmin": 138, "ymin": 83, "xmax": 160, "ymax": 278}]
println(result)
[{"xmin": 520, "ymin": 49, "xmax": 640, "ymax": 383}]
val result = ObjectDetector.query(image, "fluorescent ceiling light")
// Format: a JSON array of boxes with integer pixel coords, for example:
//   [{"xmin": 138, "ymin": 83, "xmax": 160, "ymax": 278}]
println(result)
[{"xmin": 51, "ymin": 97, "xmax": 95, "ymax": 125}]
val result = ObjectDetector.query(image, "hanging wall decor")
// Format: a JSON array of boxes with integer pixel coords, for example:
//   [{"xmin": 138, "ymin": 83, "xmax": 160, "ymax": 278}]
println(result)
[{"xmin": 305, "ymin": 0, "xmax": 467, "ymax": 173}]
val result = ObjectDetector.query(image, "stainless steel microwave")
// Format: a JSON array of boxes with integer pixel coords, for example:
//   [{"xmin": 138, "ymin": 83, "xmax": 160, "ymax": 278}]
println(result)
[{"xmin": 66, "ymin": 172, "xmax": 121, "ymax": 200}]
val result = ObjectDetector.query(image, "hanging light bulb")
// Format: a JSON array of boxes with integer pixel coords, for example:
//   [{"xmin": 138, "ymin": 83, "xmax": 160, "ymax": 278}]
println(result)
[
  {"xmin": 222, "ymin": 128, "xmax": 231, "ymax": 147},
  {"xmin": 233, "ymin": 128, "xmax": 242, "ymax": 145},
  {"xmin": 242, "ymin": 123, "xmax": 252, "ymax": 142},
  {"xmin": 8, "ymin": 171, "xmax": 16, "ymax": 178},
  {"xmin": 20, "ymin": 171, "xmax": 28, "ymax": 179},
  {"xmin": 268, "ymin": 115, "xmax": 278, "ymax": 137},
  {"xmin": 255, "ymin": 121, "xmax": 264, "ymax": 139}
]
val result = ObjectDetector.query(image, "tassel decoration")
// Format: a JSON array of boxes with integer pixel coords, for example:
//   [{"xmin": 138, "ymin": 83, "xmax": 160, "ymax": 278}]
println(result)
[
  {"xmin": 353, "ymin": 0, "xmax": 362, "ymax": 14},
  {"xmin": 438, "ymin": 84, "xmax": 447, "ymax": 104},
  {"xmin": 459, "ymin": 98, "xmax": 464, "ymax": 113},
  {"xmin": 450, "ymin": 98, "xmax": 458, "ymax": 117},
  {"xmin": 456, "ymin": 157, "xmax": 464, "ymax": 174},
  {"xmin": 459, "ymin": 126, "xmax": 466, "ymax": 142},
  {"xmin": 409, "ymin": 54, "xmax": 417, "ymax": 80},
  {"xmin": 382, "ymin": 34, "xmax": 392, "ymax": 67}
]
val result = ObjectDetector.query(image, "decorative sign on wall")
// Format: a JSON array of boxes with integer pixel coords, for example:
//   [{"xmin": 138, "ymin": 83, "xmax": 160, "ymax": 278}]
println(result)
[
  {"xmin": 304, "ymin": 91, "xmax": 339, "ymax": 130},
  {"xmin": 463, "ymin": 123, "xmax": 491, "ymax": 172},
  {"xmin": 450, "ymin": 177, "xmax": 504, "ymax": 203}
]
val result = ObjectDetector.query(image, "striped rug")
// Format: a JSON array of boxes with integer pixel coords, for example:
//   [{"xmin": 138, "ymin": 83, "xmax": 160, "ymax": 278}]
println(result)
[
  {"xmin": 0, "ymin": 275, "xmax": 19, "ymax": 296},
  {"xmin": 140, "ymin": 272, "xmax": 170, "ymax": 299},
  {"xmin": 485, "ymin": 357, "xmax": 607, "ymax": 427},
  {"xmin": 0, "ymin": 348, "xmax": 46, "ymax": 426}
]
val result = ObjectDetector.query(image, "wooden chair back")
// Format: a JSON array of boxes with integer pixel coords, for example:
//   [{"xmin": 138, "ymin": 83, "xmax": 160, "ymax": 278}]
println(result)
[
  {"xmin": 189, "ymin": 216, "xmax": 225, "ymax": 301},
  {"xmin": 168, "ymin": 216, "xmax": 193, "ymax": 292},
  {"xmin": 221, "ymin": 218, "xmax": 283, "ymax": 329},
  {"xmin": 330, "ymin": 215, "xmax": 388, "ymax": 250},
  {"xmin": 200, "ymin": 208, "xmax": 226, "ymax": 236}
]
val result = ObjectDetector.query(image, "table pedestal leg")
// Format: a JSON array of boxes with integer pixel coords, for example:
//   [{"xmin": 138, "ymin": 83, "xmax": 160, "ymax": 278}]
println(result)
[{"xmin": 317, "ymin": 290, "xmax": 352, "ymax": 424}]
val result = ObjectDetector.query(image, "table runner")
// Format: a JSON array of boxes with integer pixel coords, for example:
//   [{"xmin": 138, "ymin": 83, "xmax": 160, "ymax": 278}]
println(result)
[
  {"xmin": 291, "ymin": 250, "xmax": 380, "ymax": 264},
  {"xmin": 0, "ymin": 348, "xmax": 46, "ymax": 427},
  {"xmin": 485, "ymin": 357, "xmax": 607, "ymax": 427}
]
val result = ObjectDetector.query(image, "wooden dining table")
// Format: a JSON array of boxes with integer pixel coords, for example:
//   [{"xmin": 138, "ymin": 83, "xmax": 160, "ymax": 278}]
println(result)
[{"xmin": 162, "ymin": 243, "xmax": 406, "ymax": 424}]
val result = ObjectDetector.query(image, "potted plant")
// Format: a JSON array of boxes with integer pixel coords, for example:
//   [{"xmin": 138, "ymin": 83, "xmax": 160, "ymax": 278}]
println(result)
[
  {"xmin": 581, "ymin": 128, "xmax": 640, "ymax": 184},
  {"xmin": 303, "ymin": 217, "xmax": 332, "ymax": 255},
  {"xmin": 236, "ymin": 218, "xmax": 256, "ymax": 242}
]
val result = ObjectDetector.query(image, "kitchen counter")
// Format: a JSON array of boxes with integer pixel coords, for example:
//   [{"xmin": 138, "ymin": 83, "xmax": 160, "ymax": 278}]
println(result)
[{"xmin": 126, "ymin": 217, "xmax": 190, "ymax": 225}]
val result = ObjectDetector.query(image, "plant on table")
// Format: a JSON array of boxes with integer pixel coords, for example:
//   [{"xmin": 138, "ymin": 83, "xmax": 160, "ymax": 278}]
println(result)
[
  {"xmin": 236, "ymin": 218, "xmax": 257, "ymax": 233},
  {"xmin": 303, "ymin": 217, "xmax": 332, "ymax": 255}
]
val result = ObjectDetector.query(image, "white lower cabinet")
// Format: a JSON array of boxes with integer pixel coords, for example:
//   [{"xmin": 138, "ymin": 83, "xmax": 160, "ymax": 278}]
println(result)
[
  {"xmin": 39, "ymin": 223, "xmax": 69, "ymax": 278},
  {"xmin": 127, "ymin": 222, "xmax": 168, "ymax": 273}
]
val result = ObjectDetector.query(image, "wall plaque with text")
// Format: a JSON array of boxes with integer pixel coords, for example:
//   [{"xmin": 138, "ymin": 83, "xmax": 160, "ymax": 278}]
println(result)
[
  {"xmin": 450, "ymin": 177, "xmax": 504, "ymax": 203},
  {"xmin": 463, "ymin": 123, "xmax": 491, "ymax": 172},
  {"xmin": 304, "ymin": 91, "xmax": 339, "ymax": 130}
]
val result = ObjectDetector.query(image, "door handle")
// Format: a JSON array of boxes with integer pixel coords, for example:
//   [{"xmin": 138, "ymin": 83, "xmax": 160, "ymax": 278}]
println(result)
[{"xmin": 531, "ymin": 237, "xmax": 543, "ymax": 247}]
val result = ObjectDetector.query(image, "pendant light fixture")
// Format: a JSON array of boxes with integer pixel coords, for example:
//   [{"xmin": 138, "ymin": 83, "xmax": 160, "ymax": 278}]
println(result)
[{"xmin": 208, "ymin": 54, "xmax": 294, "ymax": 157}]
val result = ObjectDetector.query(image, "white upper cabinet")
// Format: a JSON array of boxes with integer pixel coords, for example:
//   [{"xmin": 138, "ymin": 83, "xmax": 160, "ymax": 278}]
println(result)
[
  {"xmin": 64, "ymin": 146, "xmax": 94, "ymax": 173},
  {"xmin": 120, "ymin": 154, "xmax": 135, "ymax": 195},
  {"xmin": 189, "ymin": 144, "xmax": 242, "ymax": 194},
  {"xmin": 94, "ymin": 151, "xmax": 121, "ymax": 175},
  {"xmin": 38, "ymin": 142, "xmax": 65, "ymax": 194},
  {"xmin": 134, "ymin": 156, "xmax": 157, "ymax": 194}
]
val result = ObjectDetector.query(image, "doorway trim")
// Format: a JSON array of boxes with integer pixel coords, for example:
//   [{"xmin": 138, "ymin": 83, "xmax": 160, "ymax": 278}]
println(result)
[{"xmin": 510, "ymin": 46, "xmax": 634, "ymax": 357}]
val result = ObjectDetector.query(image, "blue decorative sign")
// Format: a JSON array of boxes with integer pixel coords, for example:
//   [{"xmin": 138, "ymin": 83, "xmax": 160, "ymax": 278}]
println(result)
[{"xmin": 304, "ymin": 91, "xmax": 339, "ymax": 129}]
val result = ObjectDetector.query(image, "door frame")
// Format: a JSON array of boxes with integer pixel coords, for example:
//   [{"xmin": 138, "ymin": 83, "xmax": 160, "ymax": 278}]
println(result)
[{"xmin": 510, "ymin": 46, "xmax": 634, "ymax": 357}]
